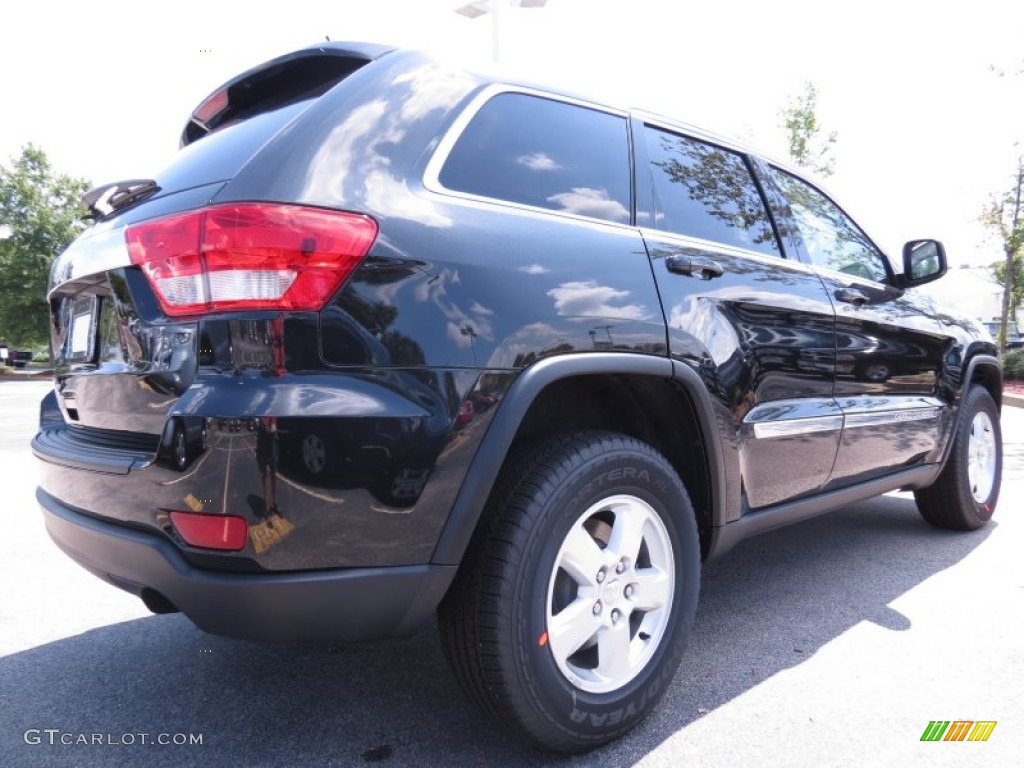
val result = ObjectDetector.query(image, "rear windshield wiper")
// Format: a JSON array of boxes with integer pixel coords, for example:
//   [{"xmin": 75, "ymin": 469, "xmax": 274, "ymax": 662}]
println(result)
[{"xmin": 81, "ymin": 179, "xmax": 160, "ymax": 221}]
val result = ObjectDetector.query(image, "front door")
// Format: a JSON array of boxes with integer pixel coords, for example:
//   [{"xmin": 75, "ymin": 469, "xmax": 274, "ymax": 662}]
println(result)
[{"xmin": 761, "ymin": 164, "xmax": 951, "ymax": 489}]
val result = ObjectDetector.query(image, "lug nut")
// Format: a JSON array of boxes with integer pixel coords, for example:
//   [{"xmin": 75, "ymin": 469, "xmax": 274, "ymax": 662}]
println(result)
[
  {"xmin": 596, "ymin": 568, "xmax": 606, "ymax": 583},
  {"xmin": 624, "ymin": 584, "xmax": 634, "ymax": 599},
  {"xmin": 593, "ymin": 601, "xmax": 602, "ymax": 615},
  {"xmin": 616, "ymin": 559, "xmax": 627, "ymax": 574},
  {"xmin": 611, "ymin": 609, "xmax": 621, "ymax": 623}
]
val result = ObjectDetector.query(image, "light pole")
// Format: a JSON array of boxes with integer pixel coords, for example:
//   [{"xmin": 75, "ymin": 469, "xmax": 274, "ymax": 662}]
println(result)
[
  {"xmin": 460, "ymin": 324, "xmax": 478, "ymax": 366},
  {"xmin": 454, "ymin": 0, "xmax": 548, "ymax": 63}
]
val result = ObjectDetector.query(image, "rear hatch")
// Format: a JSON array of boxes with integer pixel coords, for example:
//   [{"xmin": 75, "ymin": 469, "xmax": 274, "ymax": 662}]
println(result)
[{"xmin": 44, "ymin": 44, "xmax": 388, "ymax": 452}]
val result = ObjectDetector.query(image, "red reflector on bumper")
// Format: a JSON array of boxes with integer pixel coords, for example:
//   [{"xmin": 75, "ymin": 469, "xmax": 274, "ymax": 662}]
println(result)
[{"xmin": 169, "ymin": 511, "xmax": 248, "ymax": 551}]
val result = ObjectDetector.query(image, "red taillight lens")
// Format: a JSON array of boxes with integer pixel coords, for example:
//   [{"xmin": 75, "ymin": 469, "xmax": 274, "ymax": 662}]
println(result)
[
  {"xmin": 126, "ymin": 204, "xmax": 377, "ymax": 316},
  {"xmin": 169, "ymin": 511, "xmax": 248, "ymax": 551}
]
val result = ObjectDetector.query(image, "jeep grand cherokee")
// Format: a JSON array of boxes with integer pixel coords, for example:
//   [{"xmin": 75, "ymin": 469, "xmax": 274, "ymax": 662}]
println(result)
[{"xmin": 34, "ymin": 42, "xmax": 1002, "ymax": 752}]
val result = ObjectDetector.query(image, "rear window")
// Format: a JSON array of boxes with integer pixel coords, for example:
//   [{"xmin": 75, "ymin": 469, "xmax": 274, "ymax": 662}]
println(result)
[{"xmin": 438, "ymin": 92, "xmax": 631, "ymax": 224}]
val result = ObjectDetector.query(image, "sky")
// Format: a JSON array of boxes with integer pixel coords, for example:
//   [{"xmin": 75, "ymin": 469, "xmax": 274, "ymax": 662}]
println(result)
[{"xmin": 2, "ymin": 0, "xmax": 1022, "ymax": 282}]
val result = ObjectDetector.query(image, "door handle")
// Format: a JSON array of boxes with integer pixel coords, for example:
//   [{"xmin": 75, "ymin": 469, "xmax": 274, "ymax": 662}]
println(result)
[
  {"xmin": 835, "ymin": 287, "xmax": 869, "ymax": 306},
  {"xmin": 665, "ymin": 255, "xmax": 724, "ymax": 280}
]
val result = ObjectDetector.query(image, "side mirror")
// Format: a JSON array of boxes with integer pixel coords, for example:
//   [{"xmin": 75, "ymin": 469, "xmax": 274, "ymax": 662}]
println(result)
[{"xmin": 901, "ymin": 239, "xmax": 947, "ymax": 287}]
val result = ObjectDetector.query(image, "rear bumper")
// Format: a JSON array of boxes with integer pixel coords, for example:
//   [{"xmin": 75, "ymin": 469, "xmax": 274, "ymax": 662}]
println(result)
[{"xmin": 38, "ymin": 487, "xmax": 455, "ymax": 642}]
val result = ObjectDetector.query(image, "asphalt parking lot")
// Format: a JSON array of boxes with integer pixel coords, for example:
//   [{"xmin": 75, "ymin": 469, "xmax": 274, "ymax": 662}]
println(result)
[{"xmin": 1, "ymin": 378, "xmax": 1021, "ymax": 768}]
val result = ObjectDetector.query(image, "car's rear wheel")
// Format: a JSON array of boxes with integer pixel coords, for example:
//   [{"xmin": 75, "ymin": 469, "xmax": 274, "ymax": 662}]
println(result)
[
  {"xmin": 301, "ymin": 432, "xmax": 328, "ymax": 476},
  {"xmin": 914, "ymin": 385, "xmax": 1001, "ymax": 530},
  {"xmin": 437, "ymin": 431, "xmax": 700, "ymax": 753}
]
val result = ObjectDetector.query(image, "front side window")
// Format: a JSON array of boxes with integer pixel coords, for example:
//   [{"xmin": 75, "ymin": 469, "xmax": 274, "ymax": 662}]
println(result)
[
  {"xmin": 767, "ymin": 167, "xmax": 888, "ymax": 282},
  {"xmin": 438, "ymin": 93, "xmax": 630, "ymax": 224},
  {"xmin": 643, "ymin": 126, "xmax": 780, "ymax": 256}
]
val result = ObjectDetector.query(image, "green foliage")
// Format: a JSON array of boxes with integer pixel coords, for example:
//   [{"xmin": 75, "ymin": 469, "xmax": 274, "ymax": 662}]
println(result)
[
  {"xmin": 0, "ymin": 145, "xmax": 89, "ymax": 347},
  {"xmin": 991, "ymin": 253, "xmax": 1024, "ymax": 321},
  {"xmin": 981, "ymin": 159, "xmax": 1024, "ymax": 354},
  {"xmin": 1003, "ymin": 349, "xmax": 1024, "ymax": 379},
  {"xmin": 780, "ymin": 82, "xmax": 837, "ymax": 178}
]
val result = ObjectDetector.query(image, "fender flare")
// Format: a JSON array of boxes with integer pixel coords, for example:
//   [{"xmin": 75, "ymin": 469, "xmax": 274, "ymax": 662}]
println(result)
[
  {"xmin": 430, "ymin": 353, "xmax": 728, "ymax": 565},
  {"xmin": 962, "ymin": 353, "xmax": 1002, "ymax": 407},
  {"xmin": 934, "ymin": 353, "xmax": 1001, "ymax": 468}
]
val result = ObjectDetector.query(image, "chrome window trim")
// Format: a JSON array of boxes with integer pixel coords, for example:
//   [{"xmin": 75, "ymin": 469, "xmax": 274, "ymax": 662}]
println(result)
[{"xmin": 633, "ymin": 109, "xmax": 772, "ymax": 166}]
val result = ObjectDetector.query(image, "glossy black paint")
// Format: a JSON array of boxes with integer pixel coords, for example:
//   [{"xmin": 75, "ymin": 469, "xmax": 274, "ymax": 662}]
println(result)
[
  {"xmin": 36, "ymin": 43, "xmax": 1002, "ymax": 639},
  {"xmin": 643, "ymin": 233, "xmax": 841, "ymax": 513},
  {"xmin": 825, "ymin": 283, "xmax": 951, "ymax": 487},
  {"xmin": 36, "ymin": 360, "xmax": 496, "ymax": 569}
]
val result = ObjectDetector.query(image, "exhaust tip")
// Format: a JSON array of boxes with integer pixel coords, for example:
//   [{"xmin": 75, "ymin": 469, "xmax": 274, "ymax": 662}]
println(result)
[{"xmin": 140, "ymin": 588, "xmax": 179, "ymax": 615}]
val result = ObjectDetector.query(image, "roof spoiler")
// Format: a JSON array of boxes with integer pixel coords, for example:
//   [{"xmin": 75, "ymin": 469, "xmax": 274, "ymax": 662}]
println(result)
[{"xmin": 181, "ymin": 42, "xmax": 395, "ymax": 147}]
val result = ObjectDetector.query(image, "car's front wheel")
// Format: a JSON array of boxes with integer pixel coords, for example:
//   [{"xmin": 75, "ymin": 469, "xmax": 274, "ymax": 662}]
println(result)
[
  {"xmin": 438, "ymin": 431, "xmax": 700, "ymax": 752},
  {"xmin": 915, "ymin": 385, "xmax": 1002, "ymax": 530}
]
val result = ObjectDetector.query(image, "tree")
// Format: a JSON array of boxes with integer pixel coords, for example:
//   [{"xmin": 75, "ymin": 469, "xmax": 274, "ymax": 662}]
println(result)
[
  {"xmin": 991, "ymin": 253, "xmax": 1024, "ymax": 324},
  {"xmin": 981, "ymin": 158, "xmax": 1024, "ymax": 354},
  {"xmin": 0, "ymin": 145, "xmax": 89, "ymax": 348},
  {"xmin": 780, "ymin": 82, "xmax": 837, "ymax": 178}
]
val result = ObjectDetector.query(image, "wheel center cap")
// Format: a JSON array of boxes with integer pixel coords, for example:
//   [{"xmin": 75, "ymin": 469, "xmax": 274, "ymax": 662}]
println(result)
[{"xmin": 602, "ymin": 578, "xmax": 623, "ymax": 606}]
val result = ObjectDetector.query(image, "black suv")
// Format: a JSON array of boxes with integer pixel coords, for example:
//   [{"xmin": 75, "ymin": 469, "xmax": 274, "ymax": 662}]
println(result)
[{"xmin": 35, "ymin": 43, "xmax": 1002, "ymax": 752}]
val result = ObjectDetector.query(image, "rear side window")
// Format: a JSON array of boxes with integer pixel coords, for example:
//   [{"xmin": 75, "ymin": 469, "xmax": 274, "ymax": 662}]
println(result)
[
  {"xmin": 438, "ymin": 93, "xmax": 630, "ymax": 224},
  {"xmin": 643, "ymin": 125, "xmax": 780, "ymax": 257}
]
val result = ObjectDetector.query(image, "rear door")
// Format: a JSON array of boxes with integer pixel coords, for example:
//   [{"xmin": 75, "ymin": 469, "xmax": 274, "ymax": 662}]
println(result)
[
  {"xmin": 759, "ymin": 164, "xmax": 951, "ymax": 488},
  {"xmin": 634, "ymin": 120, "xmax": 840, "ymax": 515}
]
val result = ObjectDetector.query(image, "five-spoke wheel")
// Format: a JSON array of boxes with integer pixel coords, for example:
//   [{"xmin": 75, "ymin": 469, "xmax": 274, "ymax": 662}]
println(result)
[
  {"xmin": 438, "ymin": 432, "xmax": 699, "ymax": 753},
  {"xmin": 916, "ymin": 385, "xmax": 1002, "ymax": 530},
  {"xmin": 546, "ymin": 494, "xmax": 675, "ymax": 694}
]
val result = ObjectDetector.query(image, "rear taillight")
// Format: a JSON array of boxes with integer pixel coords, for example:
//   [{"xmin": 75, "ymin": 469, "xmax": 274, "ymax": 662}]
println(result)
[{"xmin": 126, "ymin": 203, "xmax": 377, "ymax": 316}]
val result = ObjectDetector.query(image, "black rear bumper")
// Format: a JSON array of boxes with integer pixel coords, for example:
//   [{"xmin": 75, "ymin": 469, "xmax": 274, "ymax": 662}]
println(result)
[{"xmin": 38, "ymin": 487, "xmax": 455, "ymax": 642}]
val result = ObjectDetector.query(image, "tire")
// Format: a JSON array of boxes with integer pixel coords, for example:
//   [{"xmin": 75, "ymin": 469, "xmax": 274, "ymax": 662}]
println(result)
[
  {"xmin": 300, "ymin": 431, "xmax": 329, "ymax": 476},
  {"xmin": 914, "ymin": 385, "xmax": 1001, "ymax": 530},
  {"xmin": 857, "ymin": 361, "xmax": 891, "ymax": 382},
  {"xmin": 437, "ymin": 431, "xmax": 700, "ymax": 753}
]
